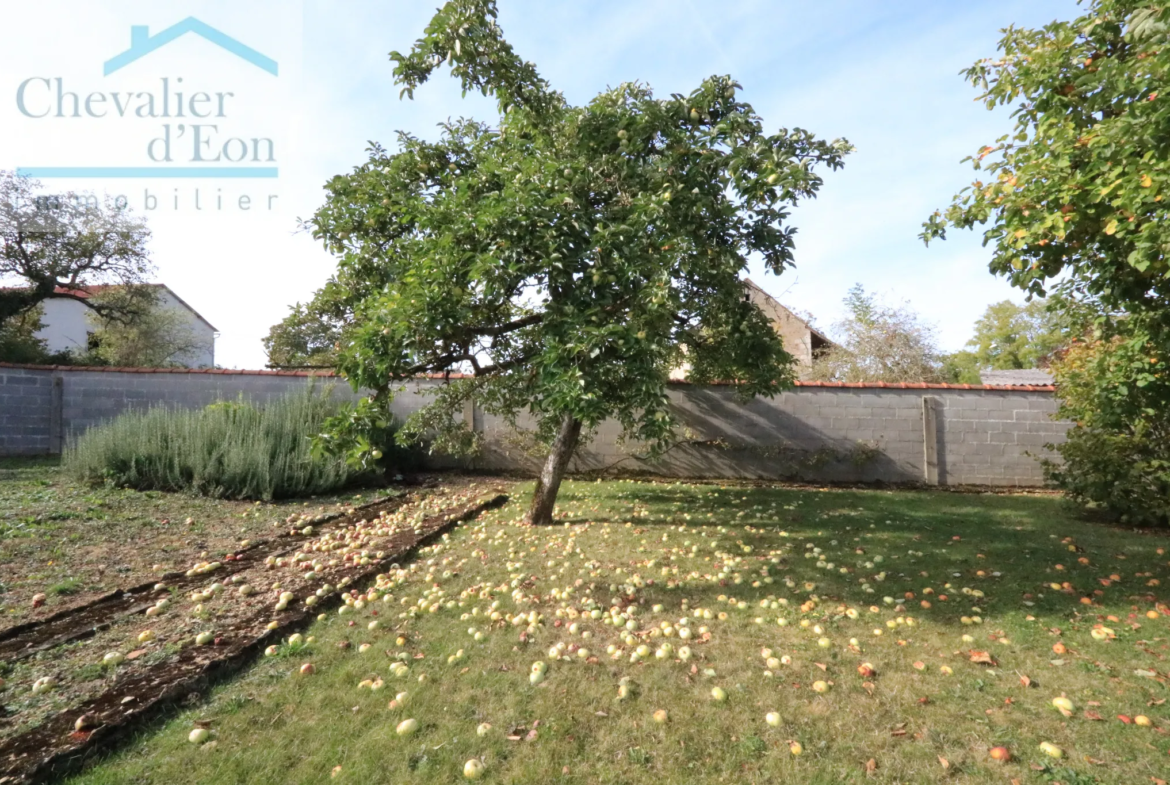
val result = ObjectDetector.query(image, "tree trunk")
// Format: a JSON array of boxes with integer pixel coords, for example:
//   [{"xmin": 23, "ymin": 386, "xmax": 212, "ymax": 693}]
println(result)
[{"xmin": 526, "ymin": 413, "xmax": 582, "ymax": 525}]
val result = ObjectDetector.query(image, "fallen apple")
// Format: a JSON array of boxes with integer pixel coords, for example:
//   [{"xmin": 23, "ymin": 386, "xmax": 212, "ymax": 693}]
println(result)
[
  {"xmin": 765, "ymin": 711, "xmax": 781, "ymax": 727},
  {"xmin": 396, "ymin": 718, "xmax": 419, "ymax": 736},
  {"xmin": 811, "ymin": 680, "xmax": 829, "ymax": 694},
  {"xmin": 195, "ymin": 632, "xmax": 214, "ymax": 646},
  {"xmin": 476, "ymin": 722, "xmax": 492, "ymax": 737},
  {"xmin": 653, "ymin": 709, "xmax": 668, "ymax": 724},
  {"xmin": 463, "ymin": 759, "xmax": 485, "ymax": 779},
  {"xmin": 189, "ymin": 728, "xmax": 210, "ymax": 744},
  {"xmin": 1039, "ymin": 741, "xmax": 1063, "ymax": 759},
  {"xmin": 300, "ymin": 663, "xmax": 315, "ymax": 675},
  {"xmin": 988, "ymin": 746, "xmax": 1010, "ymax": 762}
]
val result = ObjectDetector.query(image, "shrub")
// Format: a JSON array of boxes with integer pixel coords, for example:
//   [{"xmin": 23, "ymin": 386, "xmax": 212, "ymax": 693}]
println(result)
[
  {"xmin": 1043, "ymin": 315, "xmax": 1170, "ymax": 527},
  {"xmin": 1046, "ymin": 426, "xmax": 1169, "ymax": 527},
  {"xmin": 65, "ymin": 388, "xmax": 396, "ymax": 500}
]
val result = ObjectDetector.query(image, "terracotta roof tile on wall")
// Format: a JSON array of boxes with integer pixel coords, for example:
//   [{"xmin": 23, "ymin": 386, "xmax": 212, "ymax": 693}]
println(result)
[{"xmin": 0, "ymin": 362, "xmax": 1057, "ymax": 392}]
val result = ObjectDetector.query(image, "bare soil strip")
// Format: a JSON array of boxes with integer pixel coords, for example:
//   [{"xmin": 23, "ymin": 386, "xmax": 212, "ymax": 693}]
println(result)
[
  {"xmin": 0, "ymin": 491, "xmax": 508, "ymax": 785},
  {"xmin": 0, "ymin": 493, "xmax": 417, "ymax": 664}
]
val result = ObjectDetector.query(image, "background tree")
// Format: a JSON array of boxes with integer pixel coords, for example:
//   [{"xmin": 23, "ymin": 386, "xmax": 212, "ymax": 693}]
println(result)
[
  {"xmin": 965, "ymin": 299, "xmax": 1068, "ymax": 369},
  {"xmin": 0, "ymin": 171, "xmax": 154, "ymax": 327},
  {"xmin": 939, "ymin": 350, "xmax": 984, "ymax": 385},
  {"xmin": 0, "ymin": 306, "xmax": 73, "ymax": 364},
  {"xmin": 263, "ymin": 296, "xmax": 346, "ymax": 368},
  {"xmin": 941, "ymin": 298, "xmax": 1074, "ymax": 383},
  {"xmin": 80, "ymin": 288, "xmax": 206, "ymax": 368},
  {"xmin": 808, "ymin": 284, "xmax": 946, "ymax": 383},
  {"xmin": 310, "ymin": 0, "xmax": 850, "ymax": 524},
  {"xmin": 923, "ymin": 0, "xmax": 1170, "ymax": 523}
]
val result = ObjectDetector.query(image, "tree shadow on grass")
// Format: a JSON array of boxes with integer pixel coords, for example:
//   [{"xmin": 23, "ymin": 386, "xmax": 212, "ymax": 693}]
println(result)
[{"xmin": 549, "ymin": 482, "xmax": 1169, "ymax": 630}]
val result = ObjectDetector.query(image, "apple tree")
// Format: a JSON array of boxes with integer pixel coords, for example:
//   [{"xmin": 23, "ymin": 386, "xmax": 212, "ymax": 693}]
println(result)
[
  {"xmin": 923, "ymin": 0, "xmax": 1170, "ymax": 525},
  {"xmin": 310, "ymin": 0, "xmax": 850, "ymax": 523}
]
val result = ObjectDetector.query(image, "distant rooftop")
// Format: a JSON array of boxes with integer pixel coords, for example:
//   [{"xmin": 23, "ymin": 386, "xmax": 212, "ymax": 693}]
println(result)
[
  {"xmin": 981, "ymin": 368, "xmax": 1053, "ymax": 386},
  {"xmin": 0, "ymin": 282, "xmax": 217, "ymax": 333}
]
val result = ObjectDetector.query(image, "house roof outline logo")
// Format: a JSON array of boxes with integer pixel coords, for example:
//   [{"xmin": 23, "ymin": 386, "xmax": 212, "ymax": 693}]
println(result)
[{"xmin": 103, "ymin": 17, "xmax": 279, "ymax": 76}]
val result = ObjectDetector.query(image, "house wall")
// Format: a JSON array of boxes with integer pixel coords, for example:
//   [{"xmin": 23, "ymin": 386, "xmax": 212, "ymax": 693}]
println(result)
[
  {"xmin": 0, "ymin": 364, "xmax": 1068, "ymax": 487},
  {"xmin": 36, "ymin": 299, "xmax": 93, "ymax": 356},
  {"xmin": 768, "ymin": 308, "xmax": 816, "ymax": 371},
  {"xmin": 32, "ymin": 293, "xmax": 215, "ymax": 368},
  {"xmin": 742, "ymin": 283, "xmax": 817, "ymax": 373},
  {"xmin": 156, "ymin": 289, "xmax": 216, "ymax": 368}
]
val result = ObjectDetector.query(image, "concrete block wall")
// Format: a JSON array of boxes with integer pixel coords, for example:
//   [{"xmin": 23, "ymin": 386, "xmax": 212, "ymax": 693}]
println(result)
[
  {"xmin": 0, "ymin": 368, "xmax": 56, "ymax": 455},
  {"xmin": 935, "ymin": 390, "xmax": 1066, "ymax": 485},
  {"xmin": 0, "ymin": 366, "xmax": 363, "ymax": 455},
  {"xmin": 57, "ymin": 369, "xmax": 363, "ymax": 441},
  {"xmin": 0, "ymin": 364, "xmax": 1068, "ymax": 487},
  {"xmin": 474, "ymin": 382, "xmax": 1067, "ymax": 486}
]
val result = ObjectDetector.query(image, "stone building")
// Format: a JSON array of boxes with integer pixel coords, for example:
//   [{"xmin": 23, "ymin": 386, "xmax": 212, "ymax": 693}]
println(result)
[{"xmin": 671, "ymin": 279, "xmax": 834, "ymax": 381}]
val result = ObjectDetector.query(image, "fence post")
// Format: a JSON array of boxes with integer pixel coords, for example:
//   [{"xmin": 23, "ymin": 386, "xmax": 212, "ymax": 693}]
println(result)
[
  {"xmin": 49, "ymin": 374, "xmax": 64, "ymax": 455},
  {"xmin": 922, "ymin": 396, "xmax": 940, "ymax": 485},
  {"xmin": 463, "ymin": 398, "xmax": 479, "ymax": 469}
]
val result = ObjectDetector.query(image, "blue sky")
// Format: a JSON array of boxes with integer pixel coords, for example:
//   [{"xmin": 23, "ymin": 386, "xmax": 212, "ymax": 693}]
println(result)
[{"xmin": 0, "ymin": 0, "xmax": 1082, "ymax": 368}]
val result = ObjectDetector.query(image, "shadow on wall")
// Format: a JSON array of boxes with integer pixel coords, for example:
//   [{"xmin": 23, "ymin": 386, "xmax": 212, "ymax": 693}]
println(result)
[
  {"xmin": 936, "ymin": 404, "xmax": 950, "ymax": 486},
  {"xmin": 479, "ymin": 388, "xmax": 920, "ymax": 483}
]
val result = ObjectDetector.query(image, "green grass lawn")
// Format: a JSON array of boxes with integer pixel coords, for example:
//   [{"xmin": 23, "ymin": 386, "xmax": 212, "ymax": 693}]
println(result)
[{"xmin": 62, "ymin": 480, "xmax": 1170, "ymax": 784}]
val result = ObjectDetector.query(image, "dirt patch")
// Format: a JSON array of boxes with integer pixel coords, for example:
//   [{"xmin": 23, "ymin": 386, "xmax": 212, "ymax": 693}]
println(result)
[
  {"xmin": 0, "ymin": 479, "xmax": 507, "ymax": 744},
  {"xmin": 0, "ymin": 465, "xmax": 413, "ymax": 627},
  {"xmin": 0, "ymin": 488, "xmax": 509, "ymax": 784},
  {"xmin": 0, "ymin": 492, "xmax": 417, "ymax": 663}
]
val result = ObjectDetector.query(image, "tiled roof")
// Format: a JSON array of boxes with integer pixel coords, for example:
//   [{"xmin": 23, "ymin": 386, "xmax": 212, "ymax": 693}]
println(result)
[
  {"xmin": 980, "ymin": 369, "xmax": 1054, "ymax": 386},
  {"xmin": 742, "ymin": 277, "xmax": 835, "ymax": 347},
  {"xmin": 0, "ymin": 283, "xmax": 217, "ymax": 333}
]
